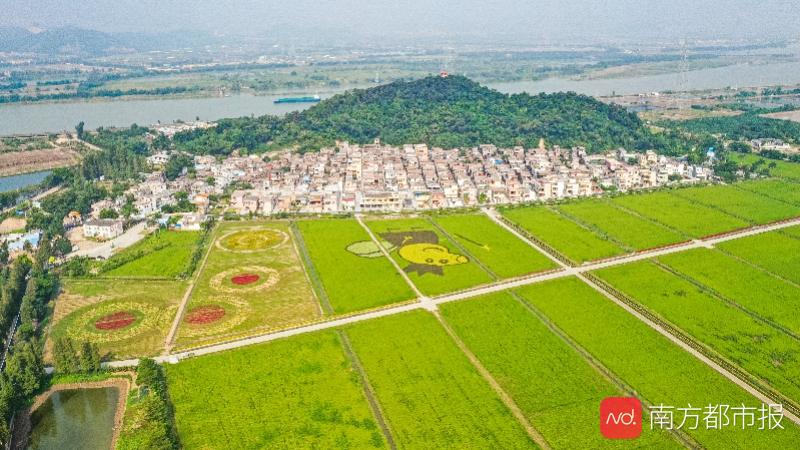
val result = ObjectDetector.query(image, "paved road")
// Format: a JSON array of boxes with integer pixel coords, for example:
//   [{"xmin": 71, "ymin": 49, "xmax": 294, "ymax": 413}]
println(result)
[
  {"xmin": 70, "ymin": 222, "xmax": 147, "ymax": 259},
  {"xmin": 103, "ymin": 214, "xmax": 800, "ymax": 425}
]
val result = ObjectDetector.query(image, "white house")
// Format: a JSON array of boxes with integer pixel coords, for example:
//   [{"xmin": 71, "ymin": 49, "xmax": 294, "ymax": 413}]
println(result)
[{"xmin": 83, "ymin": 219, "xmax": 124, "ymax": 240}]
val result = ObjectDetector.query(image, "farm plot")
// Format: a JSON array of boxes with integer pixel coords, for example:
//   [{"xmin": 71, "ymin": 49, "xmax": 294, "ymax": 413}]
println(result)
[
  {"xmin": 556, "ymin": 199, "xmax": 685, "ymax": 251},
  {"xmin": 658, "ymin": 248, "xmax": 800, "ymax": 334},
  {"xmin": 594, "ymin": 261, "xmax": 800, "ymax": 409},
  {"xmin": 737, "ymin": 179, "xmax": 800, "ymax": 206},
  {"xmin": 731, "ymin": 154, "xmax": 800, "ymax": 180},
  {"xmin": 717, "ymin": 227, "xmax": 800, "ymax": 285},
  {"xmin": 499, "ymin": 206, "xmax": 625, "ymax": 264},
  {"xmin": 431, "ymin": 213, "xmax": 557, "ymax": 279},
  {"xmin": 672, "ymin": 184, "xmax": 800, "ymax": 224},
  {"xmin": 346, "ymin": 311, "xmax": 536, "ymax": 449},
  {"xmin": 440, "ymin": 292, "xmax": 679, "ymax": 449},
  {"xmin": 174, "ymin": 221, "xmax": 321, "ymax": 349},
  {"xmin": 101, "ymin": 230, "xmax": 202, "ymax": 279},
  {"xmin": 295, "ymin": 219, "xmax": 416, "ymax": 314},
  {"xmin": 364, "ymin": 218, "xmax": 493, "ymax": 296},
  {"xmin": 166, "ymin": 331, "xmax": 387, "ymax": 449},
  {"xmin": 612, "ymin": 191, "xmax": 748, "ymax": 237},
  {"xmin": 48, "ymin": 278, "xmax": 186, "ymax": 359},
  {"xmin": 515, "ymin": 277, "xmax": 800, "ymax": 448}
]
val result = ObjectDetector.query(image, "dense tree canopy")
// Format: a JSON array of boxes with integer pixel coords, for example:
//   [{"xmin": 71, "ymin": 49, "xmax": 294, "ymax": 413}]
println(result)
[{"xmin": 173, "ymin": 75, "xmax": 657, "ymax": 154}]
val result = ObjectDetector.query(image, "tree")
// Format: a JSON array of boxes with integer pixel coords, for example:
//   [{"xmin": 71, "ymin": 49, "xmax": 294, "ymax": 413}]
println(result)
[
  {"xmin": 53, "ymin": 336, "xmax": 80, "ymax": 374},
  {"xmin": 121, "ymin": 195, "xmax": 137, "ymax": 220},
  {"xmin": 75, "ymin": 121, "xmax": 85, "ymax": 140},
  {"xmin": 80, "ymin": 341, "xmax": 102, "ymax": 373},
  {"xmin": 99, "ymin": 208, "xmax": 119, "ymax": 219},
  {"xmin": 0, "ymin": 241, "xmax": 7, "ymax": 266},
  {"xmin": 6, "ymin": 341, "xmax": 44, "ymax": 398},
  {"xmin": 54, "ymin": 236, "xmax": 73, "ymax": 259}
]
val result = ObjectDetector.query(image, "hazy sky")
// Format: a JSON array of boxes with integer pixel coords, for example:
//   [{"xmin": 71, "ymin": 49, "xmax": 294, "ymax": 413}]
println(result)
[{"xmin": 4, "ymin": 0, "xmax": 800, "ymax": 44}]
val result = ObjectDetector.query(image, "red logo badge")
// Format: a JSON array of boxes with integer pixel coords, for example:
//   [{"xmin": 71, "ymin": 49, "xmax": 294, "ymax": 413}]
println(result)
[{"xmin": 600, "ymin": 397, "xmax": 642, "ymax": 439}]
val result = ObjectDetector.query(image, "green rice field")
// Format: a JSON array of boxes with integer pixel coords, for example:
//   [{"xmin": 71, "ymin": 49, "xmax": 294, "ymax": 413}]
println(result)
[
  {"xmin": 345, "ymin": 311, "xmax": 537, "ymax": 449},
  {"xmin": 672, "ymin": 184, "xmax": 800, "ymax": 224},
  {"xmin": 515, "ymin": 277, "xmax": 800, "ymax": 448},
  {"xmin": 612, "ymin": 191, "xmax": 749, "ymax": 237},
  {"xmin": 499, "ymin": 206, "xmax": 625, "ymax": 263},
  {"xmin": 737, "ymin": 179, "xmax": 800, "ymax": 205},
  {"xmin": 431, "ymin": 213, "xmax": 557, "ymax": 279},
  {"xmin": 166, "ymin": 331, "xmax": 387, "ymax": 449},
  {"xmin": 364, "ymin": 217, "xmax": 494, "ymax": 296},
  {"xmin": 556, "ymin": 199, "xmax": 686, "ymax": 250},
  {"xmin": 102, "ymin": 230, "xmax": 202, "ymax": 279},
  {"xmin": 717, "ymin": 227, "xmax": 800, "ymax": 285},
  {"xmin": 295, "ymin": 219, "xmax": 416, "ymax": 314},
  {"xmin": 594, "ymin": 261, "xmax": 800, "ymax": 409},
  {"xmin": 658, "ymin": 248, "xmax": 800, "ymax": 334},
  {"xmin": 440, "ymin": 292, "xmax": 679, "ymax": 449},
  {"xmin": 174, "ymin": 221, "xmax": 321, "ymax": 349}
]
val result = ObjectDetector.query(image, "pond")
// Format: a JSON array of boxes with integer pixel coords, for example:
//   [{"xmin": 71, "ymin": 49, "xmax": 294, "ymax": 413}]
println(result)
[
  {"xmin": 27, "ymin": 387, "xmax": 119, "ymax": 450},
  {"xmin": 0, "ymin": 170, "xmax": 51, "ymax": 193}
]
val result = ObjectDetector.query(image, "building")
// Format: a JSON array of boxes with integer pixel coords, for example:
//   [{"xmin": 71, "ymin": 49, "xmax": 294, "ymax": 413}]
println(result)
[{"xmin": 83, "ymin": 219, "xmax": 124, "ymax": 240}]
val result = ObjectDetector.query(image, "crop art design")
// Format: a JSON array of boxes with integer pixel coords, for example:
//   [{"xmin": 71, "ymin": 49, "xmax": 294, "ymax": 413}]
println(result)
[{"xmin": 380, "ymin": 230, "xmax": 468, "ymax": 276}]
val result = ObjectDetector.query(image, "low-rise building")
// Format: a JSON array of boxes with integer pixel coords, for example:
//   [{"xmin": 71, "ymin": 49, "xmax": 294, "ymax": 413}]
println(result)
[{"xmin": 83, "ymin": 219, "xmax": 124, "ymax": 240}]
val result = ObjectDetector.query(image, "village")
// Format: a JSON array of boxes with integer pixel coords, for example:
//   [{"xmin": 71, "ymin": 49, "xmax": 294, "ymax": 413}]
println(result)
[
  {"xmin": 0, "ymin": 136, "xmax": 715, "ymax": 257},
  {"xmin": 184, "ymin": 139, "xmax": 711, "ymax": 215}
]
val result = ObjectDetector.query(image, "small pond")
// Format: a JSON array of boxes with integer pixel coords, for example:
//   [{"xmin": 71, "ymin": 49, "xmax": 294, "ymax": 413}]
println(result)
[{"xmin": 27, "ymin": 387, "xmax": 119, "ymax": 450}]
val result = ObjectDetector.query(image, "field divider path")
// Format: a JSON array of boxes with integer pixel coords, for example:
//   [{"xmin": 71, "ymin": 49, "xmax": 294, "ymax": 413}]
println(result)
[
  {"xmin": 289, "ymin": 221, "xmax": 334, "ymax": 315},
  {"xmin": 354, "ymin": 214, "xmax": 425, "ymax": 302},
  {"xmin": 102, "ymin": 217, "xmax": 800, "ymax": 382},
  {"xmin": 578, "ymin": 272, "xmax": 800, "ymax": 426},
  {"xmin": 433, "ymin": 311, "xmax": 551, "ymax": 450},
  {"xmin": 482, "ymin": 207, "xmax": 570, "ymax": 268},
  {"xmin": 509, "ymin": 291, "xmax": 698, "ymax": 449},
  {"xmin": 163, "ymin": 223, "xmax": 218, "ymax": 353},
  {"xmin": 337, "ymin": 330, "xmax": 398, "ymax": 450}
]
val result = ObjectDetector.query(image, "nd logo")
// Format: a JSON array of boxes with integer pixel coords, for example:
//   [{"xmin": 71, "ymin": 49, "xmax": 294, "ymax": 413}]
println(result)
[{"xmin": 600, "ymin": 397, "xmax": 642, "ymax": 439}]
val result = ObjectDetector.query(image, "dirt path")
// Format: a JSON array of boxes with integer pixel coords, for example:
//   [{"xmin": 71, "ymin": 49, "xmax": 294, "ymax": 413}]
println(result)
[
  {"xmin": 163, "ymin": 224, "xmax": 217, "ymax": 352},
  {"xmin": 101, "ymin": 216, "xmax": 800, "ymax": 427},
  {"xmin": 433, "ymin": 311, "xmax": 551, "ymax": 449}
]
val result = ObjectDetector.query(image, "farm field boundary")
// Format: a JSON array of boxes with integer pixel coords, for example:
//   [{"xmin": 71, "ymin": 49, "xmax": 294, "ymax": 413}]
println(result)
[{"xmin": 102, "ymin": 215, "xmax": 800, "ymax": 367}]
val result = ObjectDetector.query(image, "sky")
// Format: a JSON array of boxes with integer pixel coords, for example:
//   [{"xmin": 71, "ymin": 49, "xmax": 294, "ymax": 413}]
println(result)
[{"xmin": 3, "ymin": 0, "xmax": 800, "ymax": 44}]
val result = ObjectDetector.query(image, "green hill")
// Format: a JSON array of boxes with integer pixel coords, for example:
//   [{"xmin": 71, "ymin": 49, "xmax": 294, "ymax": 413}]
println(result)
[{"xmin": 173, "ymin": 75, "xmax": 652, "ymax": 154}]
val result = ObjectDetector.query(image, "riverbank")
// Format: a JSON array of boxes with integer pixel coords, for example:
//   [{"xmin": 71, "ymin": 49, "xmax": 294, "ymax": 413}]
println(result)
[
  {"xmin": 10, "ymin": 376, "xmax": 133, "ymax": 450},
  {"xmin": 0, "ymin": 149, "xmax": 80, "ymax": 178}
]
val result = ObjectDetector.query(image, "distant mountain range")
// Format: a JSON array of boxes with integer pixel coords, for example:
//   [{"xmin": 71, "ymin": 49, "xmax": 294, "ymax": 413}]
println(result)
[
  {"xmin": 0, "ymin": 26, "xmax": 218, "ymax": 56},
  {"xmin": 173, "ymin": 75, "xmax": 656, "ymax": 154}
]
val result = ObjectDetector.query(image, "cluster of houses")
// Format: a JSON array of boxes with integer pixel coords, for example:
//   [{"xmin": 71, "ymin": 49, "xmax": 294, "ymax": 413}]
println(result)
[{"xmin": 206, "ymin": 140, "xmax": 710, "ymax": 215}]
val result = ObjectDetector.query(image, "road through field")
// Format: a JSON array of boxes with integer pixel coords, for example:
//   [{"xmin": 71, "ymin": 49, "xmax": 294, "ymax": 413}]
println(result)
[{"xmin": 105, "ymin": 214, "xmax": 800, "ymax": 425}]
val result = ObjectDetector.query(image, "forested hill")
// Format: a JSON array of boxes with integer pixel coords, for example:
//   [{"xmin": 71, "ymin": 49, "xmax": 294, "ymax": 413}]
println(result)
[{"xmin": 173, "ymin": 75, "xmax": 655, "ymax": 154}]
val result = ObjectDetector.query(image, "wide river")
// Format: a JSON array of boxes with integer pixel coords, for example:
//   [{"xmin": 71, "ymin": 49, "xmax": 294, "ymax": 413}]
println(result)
[{"xmin": 2, "ymin": 60, "xmax": 800, "ymax": 136}]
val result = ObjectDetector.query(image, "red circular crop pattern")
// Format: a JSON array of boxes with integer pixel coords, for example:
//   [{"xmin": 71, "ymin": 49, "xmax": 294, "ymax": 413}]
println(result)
[
  {"xmin": 231, "ymin": 273, "xmax": 260, "ymax": 285},
  {"xmin": 94, "ymin": 311, "xmax": 136, "ymax": 330},
  {"xmin": 185, "ymin": 305, "xmax": 226, "ymax": 325}
]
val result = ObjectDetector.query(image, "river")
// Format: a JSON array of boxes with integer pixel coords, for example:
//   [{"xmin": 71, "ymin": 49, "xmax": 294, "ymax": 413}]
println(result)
[{"xmin": 2, "ymin": 60, "xmax": 800, "ymax": 136}]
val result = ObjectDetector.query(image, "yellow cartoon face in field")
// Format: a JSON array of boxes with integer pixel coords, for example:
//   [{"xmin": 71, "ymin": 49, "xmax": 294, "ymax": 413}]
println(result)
[
  {"xmin": 379, "ymin": 229, "xmax": 470, "ymax": 276},
  {"xmin": 398, "ymin": 243, "xmax": 468, "ymax": 267}
]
